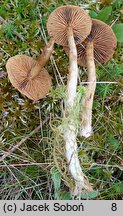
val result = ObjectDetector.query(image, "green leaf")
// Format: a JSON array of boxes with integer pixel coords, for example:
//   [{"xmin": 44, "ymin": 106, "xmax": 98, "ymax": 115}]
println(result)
[
  {"xmin": 81, "ymin": 190, "xmax": 99, "ymax": 199},
  {"xmin": 89, "ymin": 10, "xmax": 98, "ymax": 18},
  {"xmin": 112, "ymin": 24, "xmax": 123, "ymax": 42},
  {"xmin": 51, "ymin": 166, "xmax": 61, "ymax": 192},
  {"xmin": 54, "ymin": 191, "xmax": 72, "ymax": 200},
  {"xmin": 96, "ymin": 6, "xmax": 112, "ymax": 22},
  {"xmin": 59, "ymin": 191, "xmax": 72, "ymax": 200}
]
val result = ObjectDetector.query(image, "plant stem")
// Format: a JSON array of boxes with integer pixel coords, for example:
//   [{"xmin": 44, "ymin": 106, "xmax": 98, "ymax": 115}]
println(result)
[
  {"xmin": 80, "ymin": 41, "xmax": 96, "ymax": 138},
  {"xmin": 63, "ymin": 26, "xmax": 92, "ymax": 195}
]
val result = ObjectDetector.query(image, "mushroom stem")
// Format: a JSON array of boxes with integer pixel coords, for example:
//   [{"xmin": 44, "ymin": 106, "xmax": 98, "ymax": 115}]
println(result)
[
  {"xmin": 63, "ymin": 26, "xmax": 92, "ymax": 195},
  {"xmin": 80, "ymin": 41, "xmax": 96, "ymax": 138},
  {"xmin": 29, "ymin": 38, "xmax": 54, "ymax": 79},
  {"xmin": 66, "ymin": 26, "xmax": 78, "ymax": 107}
]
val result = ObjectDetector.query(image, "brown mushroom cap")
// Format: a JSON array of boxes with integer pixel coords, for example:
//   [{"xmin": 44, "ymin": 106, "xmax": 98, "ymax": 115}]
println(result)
[
  {"xmin": 64, "ymin": 19, "xmax": 117, "ymax": 66},
  {"xmin": 6, "ymin": 55, "xmax": 52, "ymax": 101},
  {"xmin": 47, "ymin": 5, "xmax": 92, "ymax": 46}
]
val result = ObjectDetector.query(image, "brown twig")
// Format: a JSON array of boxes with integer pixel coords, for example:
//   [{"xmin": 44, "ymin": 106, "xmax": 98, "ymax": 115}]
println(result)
[
  {"xmin": 0, "ymin": 15, "xmax": 25, "ymax": 42},
  {"xmin": 89, "ymin": 163, "xmax": 123, "ymax": 171},
  {"xmin": 0, "ymin": 162, "xmax": 52, "ymax": 169}
]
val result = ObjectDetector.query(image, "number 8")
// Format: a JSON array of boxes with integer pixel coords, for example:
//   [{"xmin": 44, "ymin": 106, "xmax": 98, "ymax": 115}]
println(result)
[{"xmin": 111, "ymin": 203, "xmax": 117, "ymax": 211}]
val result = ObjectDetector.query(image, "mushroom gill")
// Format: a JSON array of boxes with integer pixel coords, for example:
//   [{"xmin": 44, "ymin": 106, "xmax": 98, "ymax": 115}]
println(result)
[{"xmin": 6, "ymin": 55, "xmax": 52, "ymax": 101}]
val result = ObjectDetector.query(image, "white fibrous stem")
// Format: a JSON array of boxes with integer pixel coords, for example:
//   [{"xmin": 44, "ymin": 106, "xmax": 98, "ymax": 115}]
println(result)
[
  {"xmin": 80, "ymin": 41, "xmax": 96, "ymax": 138},
  {"xmin": 63, "ymin": 26, "xmax": 93, "ymax": 195}
]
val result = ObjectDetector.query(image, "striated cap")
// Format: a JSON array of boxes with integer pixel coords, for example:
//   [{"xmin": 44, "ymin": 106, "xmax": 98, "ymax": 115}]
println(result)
[
  {"xmin": 6, "ymin": 55, "xmax": 52, "ymax": 101},
  {"xmin": 64, "ymin": 19, "xmax": 117, "ymax": 66},
  {"xmin": 47, "ymin": 5, "xmax": 92, "ymax": 46}
]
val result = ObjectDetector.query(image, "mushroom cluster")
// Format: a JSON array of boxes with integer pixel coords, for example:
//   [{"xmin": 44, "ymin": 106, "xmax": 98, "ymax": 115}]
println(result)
[{"xmin": 5, "ymin": 4, "xmax": 117, "ymax": 196}]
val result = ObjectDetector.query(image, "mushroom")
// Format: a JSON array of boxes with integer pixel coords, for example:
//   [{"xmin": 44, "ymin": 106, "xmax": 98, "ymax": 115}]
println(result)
[
  {"xmin": 47, "ymin": 5, "xmax": 92, "ymax": 194},
  {"xmin": 6, "ymin": 55, "xmax": 52, "ymax": 101},
  {"xmin": 64, "ymin": 18, "xmax": 117, "ymax": 137},
  {"xmin": 6, "ymin": 39, "xmax": 54, "ymax": 101}
]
